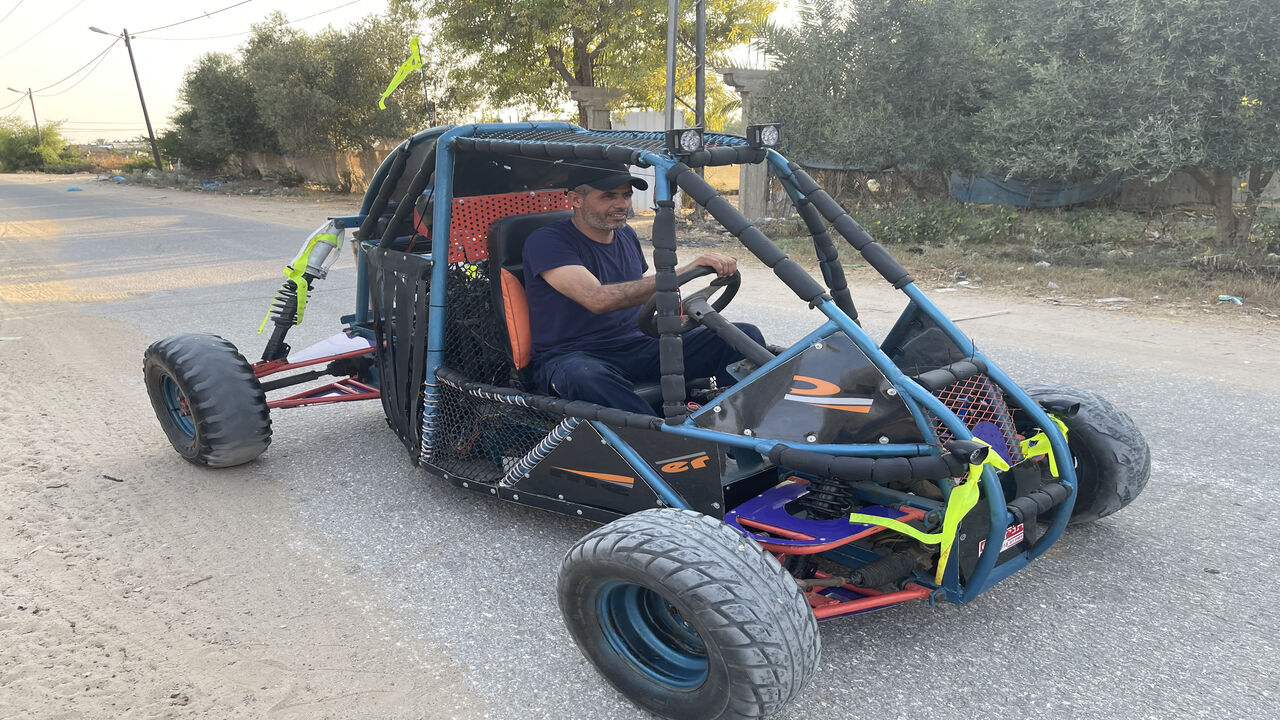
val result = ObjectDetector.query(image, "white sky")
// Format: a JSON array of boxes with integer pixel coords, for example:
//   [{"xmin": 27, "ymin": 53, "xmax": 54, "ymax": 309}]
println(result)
[{"xmin": 0, "ymin": 0, "xmax": 796, "ymax": 144}]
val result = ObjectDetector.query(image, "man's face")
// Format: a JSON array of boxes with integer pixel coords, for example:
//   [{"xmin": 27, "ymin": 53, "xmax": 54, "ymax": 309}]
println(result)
[{"xmin": 572, "ymin": 184, "xmax": 633, "ymax": 231}]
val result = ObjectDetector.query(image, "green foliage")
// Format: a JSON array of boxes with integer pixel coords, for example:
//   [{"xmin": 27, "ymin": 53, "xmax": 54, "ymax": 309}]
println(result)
[
  {"xmin": 407, "ymin": 0, "xmax": 772, "ymax": 128},
  {"xmin": 765, "ymin": 0, "xmax": 1280, "ymax": 248},
  {"xmin": 169, "ymin": 7, "xmax": 475, "ymax": 164},
  {"xmin": 0, "ymin": 119, "xmax": 81, "ymax": 172},
  {"xmin": 761, "ymin": 0, "xmax": 992, "ymax": 171},
  {"xmin": 119, "ymin": 156, "xmax": 159, "ymax": 172},
  {"xmin": 169, "ymin": 52, "xmax": 277, "ymax": 170}
]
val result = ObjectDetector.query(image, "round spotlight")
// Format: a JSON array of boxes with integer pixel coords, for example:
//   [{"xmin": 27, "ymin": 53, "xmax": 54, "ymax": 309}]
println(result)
[
  {"xmin": 679, "ymin": 129, "xmax": 703, "ymax": 153},
  {"xmin": 759, "ymin": 125, "xmax": 780, "ymax": 147}
]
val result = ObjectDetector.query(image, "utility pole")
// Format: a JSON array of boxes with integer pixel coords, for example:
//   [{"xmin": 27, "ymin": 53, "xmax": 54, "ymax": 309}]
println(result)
[
  {"xmin": 89, "ymin": 26, "xmax": 163, "ymax": 170},
  {"xmin": 665, "ymin": 0, "xmax": 678, "ymax": 132},
  {"xmin": 6, "ymin": 87, "xmax": 39, "ymax": 143},
  {"xmin": 663, "ymin": 1, "xmax": 707, "ymax": 132},
  {"xmin": 695, "ymin": 0, "xmax": 705, "ymax": 133}
]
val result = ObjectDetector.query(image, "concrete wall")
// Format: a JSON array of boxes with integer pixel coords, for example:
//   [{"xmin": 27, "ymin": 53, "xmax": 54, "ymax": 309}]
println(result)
[{"xmin": 231, "ymin": 141, "xmax": 401, "ymax": 191}]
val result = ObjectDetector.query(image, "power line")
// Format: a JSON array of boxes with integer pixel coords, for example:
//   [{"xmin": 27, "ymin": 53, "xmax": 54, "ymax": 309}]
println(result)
[
  {"xmin": 0, "ymin": 0, "xmax": 86, "ymax": 60},
  {"xmin": 1, "ymin": 94, "xmax": 26, "ymax": 113},
  {"xmin": 133, "ymin": 0, "xmax": 255, "ymax": 36},
  {"xmin": 139, "ymin": 0, "xmax": 369, "ymax": 42},
  {"xmin": 33, "ymin": 38, "xmax": 119, "ymax": 94},
  {"xmin": 0, "ymin": 0, "xmax": 25, "ymax": 25},
  {"xmin": 36, "ymin": 43, "xmax": 119, "ymax": 98}
]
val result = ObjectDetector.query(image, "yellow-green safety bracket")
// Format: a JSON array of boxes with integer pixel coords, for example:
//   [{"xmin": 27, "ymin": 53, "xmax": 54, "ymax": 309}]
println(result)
[
  {"xmin": 1018, "ymin": 416, "xmax": 1070, "ymax": 477},
  {"xmin": 378, "ymin": 36, "xmax": 422, "ymax": 110},
  {"xmin": 848, "ymin": 442, "xmax": 1011, "ymax": 585}
]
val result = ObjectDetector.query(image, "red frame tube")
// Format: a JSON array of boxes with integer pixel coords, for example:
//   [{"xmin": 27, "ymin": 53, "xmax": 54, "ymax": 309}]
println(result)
[
  {"xmin": 253, "ymin": 346, "xmax": 377, "ymax": 378},
  {"xmin": 252, "ymin": 346, "xmax": 381, "ymax": 409},
  {"xmin": 810, "ymin": 584, "xmax": 933, "ymax": 620},
  {"xmin": 267, "ymin": 377, "xmax": 379, "ymax": 409},
  {"xmin": 739, "ymin": 505, "xmax": 928, "ymax": 555}
]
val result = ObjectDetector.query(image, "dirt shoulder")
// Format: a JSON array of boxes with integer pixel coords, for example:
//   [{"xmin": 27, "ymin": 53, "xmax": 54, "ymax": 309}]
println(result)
[{"xmin": 0, "ymin": 175, "xmax": 484, "ymax": 719}]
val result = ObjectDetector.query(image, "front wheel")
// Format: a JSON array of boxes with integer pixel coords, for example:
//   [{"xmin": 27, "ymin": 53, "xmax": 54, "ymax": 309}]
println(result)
[
  {"xmin": 1023, "ymin": 384, "xmax": 1150, "ymax": 524},
  {"xmin": 558, "ymin": 509, "xmax": 820, "ymax": 720},
  {"xmin": 143, "ymin": 333, "xmax": 271, "ymax": 467}
]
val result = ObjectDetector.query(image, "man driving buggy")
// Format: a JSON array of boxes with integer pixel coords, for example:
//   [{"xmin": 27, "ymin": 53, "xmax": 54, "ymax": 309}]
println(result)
[{"xmin": 523, "ymin": 160, "xmax": 766, "ymax": 415}]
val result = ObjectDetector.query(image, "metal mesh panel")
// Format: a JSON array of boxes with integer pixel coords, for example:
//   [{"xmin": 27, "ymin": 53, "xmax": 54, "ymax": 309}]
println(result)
[
  {"xmin": 419, "ymin": 189, "xmax": 590, "ymax": 481},
  {"xmin": 447, "ymin": 190, "xmax": 570, "ymax": 262},
  {"xmin": 429, "ymin": 259, "xmax": 548, "ymax": 481},
  {"xmin": 432, "ymin": 380, "xmax": 561, "ymax": 484},
  {"xmin": 931, "ymin": 373, "xmax": 1024, "ymax": 464}
]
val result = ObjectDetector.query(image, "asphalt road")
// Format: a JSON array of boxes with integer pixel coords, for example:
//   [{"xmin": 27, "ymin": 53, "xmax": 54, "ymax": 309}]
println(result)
[{"xmin": 4, "ymin": 176, "xmax": 1277, "ymax": 719}]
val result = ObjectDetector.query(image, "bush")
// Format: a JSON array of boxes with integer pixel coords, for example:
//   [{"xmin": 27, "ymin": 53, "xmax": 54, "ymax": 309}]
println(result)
[
  {"xmin": 1251, "ymin": 207, "xmax": 1280, "ymax": 254},
  {"xmin": 0, "ymin": 119, "xmax": 83, "ymax": 172},
  {"xmin": 120, "ymin": 156, "xmax": 159, "ymax": 172}
]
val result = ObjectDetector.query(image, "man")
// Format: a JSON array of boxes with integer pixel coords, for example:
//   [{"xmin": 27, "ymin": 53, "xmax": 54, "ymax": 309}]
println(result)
[{"xmin": 523, "ymin": 160, "xmax": 766, "ymax": 415}]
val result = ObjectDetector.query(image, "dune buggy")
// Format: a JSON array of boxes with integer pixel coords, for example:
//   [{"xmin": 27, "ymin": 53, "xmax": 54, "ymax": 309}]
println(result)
[{"xmin": 143, "ymin": 122, "xmax": 1150, "ymax": 720}]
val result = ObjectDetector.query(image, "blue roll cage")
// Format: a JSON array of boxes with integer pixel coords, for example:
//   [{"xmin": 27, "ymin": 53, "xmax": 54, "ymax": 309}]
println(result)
[{"xmin": 335, "ymin": 122, "xmax": 1077, "ymax": 604}]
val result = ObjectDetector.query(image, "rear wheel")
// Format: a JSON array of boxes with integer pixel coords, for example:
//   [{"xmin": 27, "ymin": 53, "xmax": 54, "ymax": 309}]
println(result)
[
  {"xmin": 143, "ymin": 333, "xmax": 271, "ymax": 467},
  {"xmin": 558, "ymin": 509, "xmax": 820, "ymax": 720},
  {"xmin": 1023, "ymin": 384, "xmax": 1150, "ymax": 524}
]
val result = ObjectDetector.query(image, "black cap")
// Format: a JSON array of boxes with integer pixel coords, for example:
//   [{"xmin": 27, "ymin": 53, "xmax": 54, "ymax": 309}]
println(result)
[{"xmin": 566, "ymin": 160, "xmax": 649, "ymax": 192}]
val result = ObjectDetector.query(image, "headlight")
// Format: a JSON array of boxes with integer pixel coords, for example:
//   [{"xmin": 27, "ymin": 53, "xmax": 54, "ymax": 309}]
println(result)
[
  {"xmin": 747, "ymin": 123, "xmax": 782, "ymax": 148},
  {"xmin": 665, "ymin": 127, "xmax": 705, "ymax": 155}
]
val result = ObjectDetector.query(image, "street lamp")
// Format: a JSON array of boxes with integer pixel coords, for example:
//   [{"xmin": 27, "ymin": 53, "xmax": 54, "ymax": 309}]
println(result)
[
  {"xmin": 89, "ymin": 26, "xmax": 163, "ymax": 170},
  {"xmin": 6, "ymin": 87, "xmax": 40, "ymax": 144}
]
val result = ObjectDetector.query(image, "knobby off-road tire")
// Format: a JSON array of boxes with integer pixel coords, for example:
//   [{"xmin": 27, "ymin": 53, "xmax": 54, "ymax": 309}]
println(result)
[
  {"xmin": 558, "ymin": 509, "xmax": 820, "ymax": 720},
  {"xmin": 143, "ymin": 333, "xmax": 271, "ymax": 467},
  {"xmin": 1024, "ymin": 384, "xmax": 1150, "ymax": 524}
]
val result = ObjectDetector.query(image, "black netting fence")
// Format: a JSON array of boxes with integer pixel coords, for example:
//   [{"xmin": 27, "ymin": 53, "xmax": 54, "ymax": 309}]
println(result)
[{"xmin": 424, "ymin": 259, "xmax": 560, "ymax": 484}]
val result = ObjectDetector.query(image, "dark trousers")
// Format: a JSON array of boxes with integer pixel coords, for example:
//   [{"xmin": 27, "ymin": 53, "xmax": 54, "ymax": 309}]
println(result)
[{"xmin": 533, "ymin": 324, "xmax": 766, "ymax": 415}]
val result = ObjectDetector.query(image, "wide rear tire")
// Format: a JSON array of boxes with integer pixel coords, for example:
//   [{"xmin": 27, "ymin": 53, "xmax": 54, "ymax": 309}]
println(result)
[
  {"xmin": 143, "ymin": 333, "xmax": 271, "ymax": 467},
  {"xmin": 558, "ymin": 509, "xmax": 820, "ymax": 720},
  {"xmin": 1023, "ymin": 384, "xmax": 1150, "ymax": 524}
]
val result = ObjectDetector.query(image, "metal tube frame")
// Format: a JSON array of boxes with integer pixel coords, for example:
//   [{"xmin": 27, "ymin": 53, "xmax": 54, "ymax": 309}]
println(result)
[{"xmin": 349, "ymin": 122, "xmax": 1079, "ymax": 605}]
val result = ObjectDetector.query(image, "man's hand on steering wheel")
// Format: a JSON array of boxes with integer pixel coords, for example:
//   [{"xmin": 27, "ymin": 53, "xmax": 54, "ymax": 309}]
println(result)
[
  {"xmin": 637, "ymin": 255, "xmax": 742, "ymax": 337},
  {"xmin": 679, "ymin": 252, "xmax": 737, "ymax": 278}
]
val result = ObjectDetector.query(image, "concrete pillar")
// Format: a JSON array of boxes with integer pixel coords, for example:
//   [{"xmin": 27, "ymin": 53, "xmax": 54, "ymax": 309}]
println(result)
[
  {"xmin": 718, "ymin": 68, "xmax": 773, "ymax": 220},
  {"xmin": 568, "ymin": 86, "xmax": 626, "ymax": 130}
]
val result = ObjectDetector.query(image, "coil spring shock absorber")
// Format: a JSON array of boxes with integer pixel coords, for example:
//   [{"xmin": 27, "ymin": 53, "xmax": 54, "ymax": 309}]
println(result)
[
  {"xmin": 258, "ymin": 222, "xmax": 344, "ymax": 362},
  {"xmin": 796, "ymin": 475, "xmax": 854, "ymax": 520},
  {"xmin": 261, "ymin": 276, "xmax": 310, "ymax": 362}
]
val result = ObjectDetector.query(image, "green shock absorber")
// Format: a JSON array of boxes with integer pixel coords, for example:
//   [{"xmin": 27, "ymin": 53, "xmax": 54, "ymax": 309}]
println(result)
[{"xmin": 260, "ymin": 221, "xmax": 345, "ymax": 362}]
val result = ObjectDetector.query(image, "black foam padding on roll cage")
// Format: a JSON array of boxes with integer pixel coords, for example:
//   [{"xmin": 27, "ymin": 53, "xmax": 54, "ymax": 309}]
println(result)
[
  {"xmin": 1007, "ymin": 482, "xmax": 1072, "ymax": 546},
  {"xmin": 668, "ymin": 164, "xmax": 830, "ymax": 305},
  {"xmin": 356, "ymin": 143, "xmax": 410, "ymax": 246},
  {"xmin": 651, "ymin": 200, "xmax": 688, "ymax": 424},
  {"xmin": 678, "ymin": 146, "xmax": 768, "ymax": 168},
  {"xmin": 767, "ymin": 444, "xmax": 967, "ymax": 485},
  {"xmin": 452, "ymin": 137, "xmax": 647, "ymax": 166},
  {"xmin": 796, "ymin": 198, "xmax": 859, "ymax": 323},
  {"xmin": 379, "ymin": 146, "xmax": 437, "ymax": 249},
  {"xmin": 787, "ymin": 163, "xmax": 915, "ymax": 290},
  {"xmin": 434, "ymin": 366, "xmax": 665, "ymax": 431},
  {"xmin": 911, "ymin": 358, "xmax": 989, "ymax": 393}
]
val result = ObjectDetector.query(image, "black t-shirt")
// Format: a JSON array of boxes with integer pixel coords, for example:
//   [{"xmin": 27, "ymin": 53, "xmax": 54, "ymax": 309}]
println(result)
[{"xmin": 523, "ymin": 218, "xmax": 649, "ymax": 360}]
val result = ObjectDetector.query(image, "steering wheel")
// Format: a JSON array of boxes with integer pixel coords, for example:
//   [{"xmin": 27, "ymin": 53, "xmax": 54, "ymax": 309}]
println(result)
[{"xmin": 638, "ymin": 265, "xmax": 741, "ymax": 337}]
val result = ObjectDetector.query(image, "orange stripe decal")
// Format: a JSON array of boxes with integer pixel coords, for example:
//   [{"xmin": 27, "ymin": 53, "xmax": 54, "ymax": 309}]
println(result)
[
  {"xmin": 810, "ymin": 403, "xmax": 873, "ymax": 413},
  {"xmin": 552, "ymin": 467, "xmax": 635, "ymax": 485},
  {"xmin": 789, "ymin": 375, "xmax": 842, "ymax": 396}
]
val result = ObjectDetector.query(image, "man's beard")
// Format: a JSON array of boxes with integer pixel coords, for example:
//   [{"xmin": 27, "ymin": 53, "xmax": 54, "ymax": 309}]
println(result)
[{"xmin": 582, "ymin": 207, "xmax": 627, "ymax": 231}]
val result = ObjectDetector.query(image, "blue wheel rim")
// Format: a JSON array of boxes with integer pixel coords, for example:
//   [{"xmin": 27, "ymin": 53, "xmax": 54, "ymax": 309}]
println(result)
[
  {"xmin": 161, "ymin": 375, "xmax": 195, "ymax": 439},
  {"xmin": 597, "ymin": 581, "xmax": 708, "ymax": 690}
]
